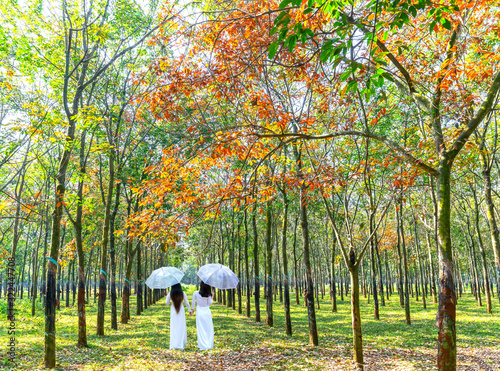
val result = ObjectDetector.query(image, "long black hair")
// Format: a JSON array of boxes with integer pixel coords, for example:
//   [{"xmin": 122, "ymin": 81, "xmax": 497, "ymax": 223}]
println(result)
[
  {"xmin": 199, "ymin": 281, "xmax": 212, "ymax": 298},
  {"xmin": 170, "ymin": 283, "xmax": 183, "ymax": 313}
]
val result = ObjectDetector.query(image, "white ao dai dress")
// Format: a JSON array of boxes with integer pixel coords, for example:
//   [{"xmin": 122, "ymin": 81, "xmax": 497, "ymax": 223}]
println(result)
[
  {"xmin": 191, "ymin": 291, "xmax": 214, "ymax": 350},
  {"xmin": 165, "ymin": 292, "xmax": 190, "ymax": 350}
]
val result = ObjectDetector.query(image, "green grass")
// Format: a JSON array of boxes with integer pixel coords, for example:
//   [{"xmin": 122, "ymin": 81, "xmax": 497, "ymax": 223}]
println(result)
[{"xmin": 1, "ymin": 287, "xmax": 499, "ymax": 370}]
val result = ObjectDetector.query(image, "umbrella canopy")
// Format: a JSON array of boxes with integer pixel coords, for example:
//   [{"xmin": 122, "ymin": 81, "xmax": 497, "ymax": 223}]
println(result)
[
  {"xmin": 145, "ymin": 267, "xmax": 184, "ymax": 289},
  {"xmin": 197, "ymin": 263, "xmax": 239, "ymax": 289}
]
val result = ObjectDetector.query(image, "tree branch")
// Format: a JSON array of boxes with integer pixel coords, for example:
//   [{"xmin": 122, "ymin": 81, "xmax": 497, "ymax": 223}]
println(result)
[
  {"xmin": 253, "ymin": 130, "xmax": 439, "ymax": 177},
  {"xmin": 448, "ymin": 71, "xmax": 500, "ymax": 160}
]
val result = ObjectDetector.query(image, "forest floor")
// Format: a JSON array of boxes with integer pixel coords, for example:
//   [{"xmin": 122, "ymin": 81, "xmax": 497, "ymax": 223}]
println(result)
[{"xmin": 1, "ymin": 286, "xmax": 500, "ymax": 370}]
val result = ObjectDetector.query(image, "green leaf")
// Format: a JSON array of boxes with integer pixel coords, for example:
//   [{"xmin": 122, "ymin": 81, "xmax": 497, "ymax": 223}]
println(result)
[
  {"xmin": 279, "ymin": 26, "xmax": 289, "ymax": 41},
  {"xmin": 381, "ymin": 72, "xmax": 395, "ymax": 82},
  {"xmin": 441, "ymin": 18, "xmax": 452, "ymax": 30},
  {"xmin": 273, "ymin": 12, "xmax": 287, "ymax": 26},
  {"xmin": 346, "ymin": 79, "xmax": 357, "ymax": 93},
  {"xmin": 268, "ymin": 41, "xmax": 279, "ymax": 59},
  {"xmin": 429, "ymin": 20, "xmax": 437, "ymax": 34},
  {"xmin": 278, "ymin": 0, "xmax": 292, "ymax": 9},
  {"xmin": 409, "ymin": 6, "xmax": 417, "ymax": 18},
  {"xmin": 331, "ymin": 57, "xmax": 342, "ymax": 70},
  {"xmin": 301, "ymin": 31, "xmax": 307, "ymax": 44},
  {"xmin": 287, "ymin": 35, "xmax": 297, "ymax": 53},
  {"xmin": 320, "ymin": 49, "xmax": 331, "ymax": 62},
  {"xmin": 340, "ymin": 69, "xmax": 352, "ymax": 81}
]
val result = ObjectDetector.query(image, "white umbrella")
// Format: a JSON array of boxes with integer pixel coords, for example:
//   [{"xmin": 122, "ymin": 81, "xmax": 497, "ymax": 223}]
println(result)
[
  {"xmin": 197, "ymin": 263, "xmax": 239, "ymax": 289},
  {"xmin": 145, "ymin": 267, "xmax": 184, "ymax": 289}
]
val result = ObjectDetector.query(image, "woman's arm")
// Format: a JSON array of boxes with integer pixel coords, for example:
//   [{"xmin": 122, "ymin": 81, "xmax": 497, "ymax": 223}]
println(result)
[
  {"xmin": 165, "ymin": 293, "xmax": 171, "ymax": 306},
  {"xmin": 191, "ymin": 292, "xmax": 196, "ymax": 312},
  {"xmin": 183, "ymin": 292, "xmax": 190, "ymax": 308}
]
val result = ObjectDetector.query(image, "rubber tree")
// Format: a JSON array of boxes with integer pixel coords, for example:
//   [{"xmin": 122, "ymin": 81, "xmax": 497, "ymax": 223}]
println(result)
[
  {"xmin": 477, "ymin": 119, "xmax": 500, "ymax": 304},
  {"xmin": 319, "ymin": 175, "xmax": 393, "ymax": 370},
  {"xmin": 268, "ymin": 5, "xmax": 500, "ymax": 367}
]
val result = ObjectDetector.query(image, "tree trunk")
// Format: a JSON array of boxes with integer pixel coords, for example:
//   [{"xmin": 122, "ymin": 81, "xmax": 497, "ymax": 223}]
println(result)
[
  {"xmin": 97, "ymin": 150, "xmax": 114, "ymax": 336},
  {"xmin": 472, "ymin": 187, "xmax": 492, "ymax": 313},
  {"xmin": 280, "ymin": 191, "xmax": 291, "ymax": 335},
  {"xmin": 369, "ymin": 210, "xmax": 379, "ymax": 319},
  {"xmin": 466, "ymin": 218, "xmax": 482, "ymax": 306},
  {"xmin": 414, "ymin": 220, "xmax": 427, "ymax": 309},
  {"xmin": 45, "ymin": 124, "xmax": 75, "ymax": 367},
  {"xmin": 482, "ymin": 163, "xmax": 500, "ymax": 304},
  {"xmin": 122, "ymin": 198, "xmax": 138, "ymax": 323},
  {"xmin": 109, "ymin": 181, "xmax": 121, "ymax": 329},
  {"xmin": 349, "ymin": 264, "xmax": 363, "ymax": 370},
  {"xmin": 436, "ymin": 162, "xmax": 456, "ymax": 371},
  {"xmin": 398, "ymin": 201, "xmax": 411, "ymax": 325},
  {"xmin": 265, "ymin": 202, "xmax": 273, "ymax": 327},
  {"xmin": 299, "ymin": 180, "xmax": 318, "ymax": 345},
  {"xmin": 292, "ymin": 218, "xmax": 300, "ymax": 305},
  {"xmin": 237, "ymin": 217, "xmax": 243, "ymax": 314},
  {"xmin": 395, "ymin": 208, "xmax": 404, "ymax": 308},
  {"xmin": 32, "ymin": 219, "xmax": 43, "ymax": 316},
  {"xmin": 65, "ymin": 261, "xmax": 71, "ymax": 308},
  {"xmin": 374, "ymin": 236, "xmax": 385, "ymax": 307},
  {"xmin": 252, "ymin": 212, "xmax": 260, "ymax": 322},
  {"xmin": 244, "ymin": 208, "xmax": 251, "ymax": 318},
  {"xmin": 137, "ymin": 240, "xmax": 143, "ymax": 315}
]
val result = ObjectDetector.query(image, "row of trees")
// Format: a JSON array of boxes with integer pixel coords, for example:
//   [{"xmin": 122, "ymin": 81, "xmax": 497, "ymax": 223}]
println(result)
[{"xmin": 2, "ymin": 0, "xmax": 499, "ymax": 370}]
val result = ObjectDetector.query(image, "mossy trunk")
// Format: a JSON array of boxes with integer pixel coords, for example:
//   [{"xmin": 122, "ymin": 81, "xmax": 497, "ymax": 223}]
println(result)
[
  {"xmin": 299, "ymin": 184, "xmax": 318, "ymax": 346},
  {"xmin": 266, "ymin": 202, "xmax": 273, "ymax": 327},
  {"xmin": 349, "ymin": 265, "xmax": 363, "ymax": 370},
  {"xmin": 281, "ymin": 195, "xmax": 292, "ymax": 335},
  {"xmin": 330, "ymin": 237, "xmax": 337, "ymax": 312},
  {"xmin": 436, "ymin": 162, "xmax": 456, "ymax": 371},
  {"xmin": 253, "ymin": 212, "xmax": 260, "ymax": 322},
  {"xmin": 472, "ymin": 187, "xmax": 492, "ymax": 313},
  {"xmin": 244, "ymin": 208, "xmax": 251, "ymax": 317},
  {"xmin": 398, "ymin": 202, "xmax": 411, "ymax": 325},
  {"xmin": 97, "ymin": 151, "xmax": 114, "ymax": 336},
  {"xmin": 109, "ymin": 182, "xmax": 121, "ymax": 329}
]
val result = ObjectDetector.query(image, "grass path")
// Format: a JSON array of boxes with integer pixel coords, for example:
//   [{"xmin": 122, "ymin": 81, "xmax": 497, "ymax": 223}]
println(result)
[{"xmin": 1, "ymin": 286, "xmax": 500, "ymax": 370}]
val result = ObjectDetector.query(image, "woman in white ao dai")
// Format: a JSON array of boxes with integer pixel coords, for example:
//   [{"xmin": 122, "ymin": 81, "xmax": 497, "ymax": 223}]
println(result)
[
  {"xmin": 165, "ymin": 283, "xmax": 190, "ymax": 350},
  {"xmin": 190, "ymin": 281, "xmax": 214, "ymax": 350}
]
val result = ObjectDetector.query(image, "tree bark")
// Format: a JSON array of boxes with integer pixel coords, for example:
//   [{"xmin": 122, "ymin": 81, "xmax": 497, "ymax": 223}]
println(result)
[
  {"xmin": 281, "ymin": 192, "xmax": 292, "ymax": 335},
  {"xmin": 330, "ymin": 236, "xmax": 337, "ymax": 312},
  {"xmin": 252, "ymin": 212, "xmax": 260, "ymax": 322},
  {"xmin": 398, "ymin": 200, "xmax": 411, "ymax": 325},
  {"xmin": 436, "ymin": 162, "xmax": 456, "ymax": 371},
  {"xmin": 109, "ymin": 181, "xmax": 121, "ymax": 329},
  {"xmin": 265, "ymin": 202, "xmax": 273, "ymax": 327},
  {"xmin": 471, "ymin": 187, "xmax": 492, "ymax": 313},
  {"xmin": 244, "ymin": 207, "xmax": 251, "ymax": 317},
  {"xmin": 414, "ymin": 220, "xmax": 427, "ymax": 309},
  {"xmin": 97, "ymin": 150, "xmax": 114, "ymax": 336},
  {"xmin": 349, "ymin": 264, "xmax": 363, "ymax": 369},
  {"xmin": 395, "ymin": 208, "xmax": 404, "ymax": 308}
]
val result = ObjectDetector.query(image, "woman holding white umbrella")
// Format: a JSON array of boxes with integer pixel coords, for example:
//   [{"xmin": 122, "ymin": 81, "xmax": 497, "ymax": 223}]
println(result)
[
  {"xmin": 191, "ymin": 263, "xmax": 239, "ymax": 350},
  {"xmin": 145, "ymin": 267, "xmax": 190, "ymax": 350},
  {"xmin": 165, "ymin": 283, "xmax": 191, "ymax": 350},
  {"xmin": 190, "ymin": 281, "xmax": 214, "ymax": 350}
]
